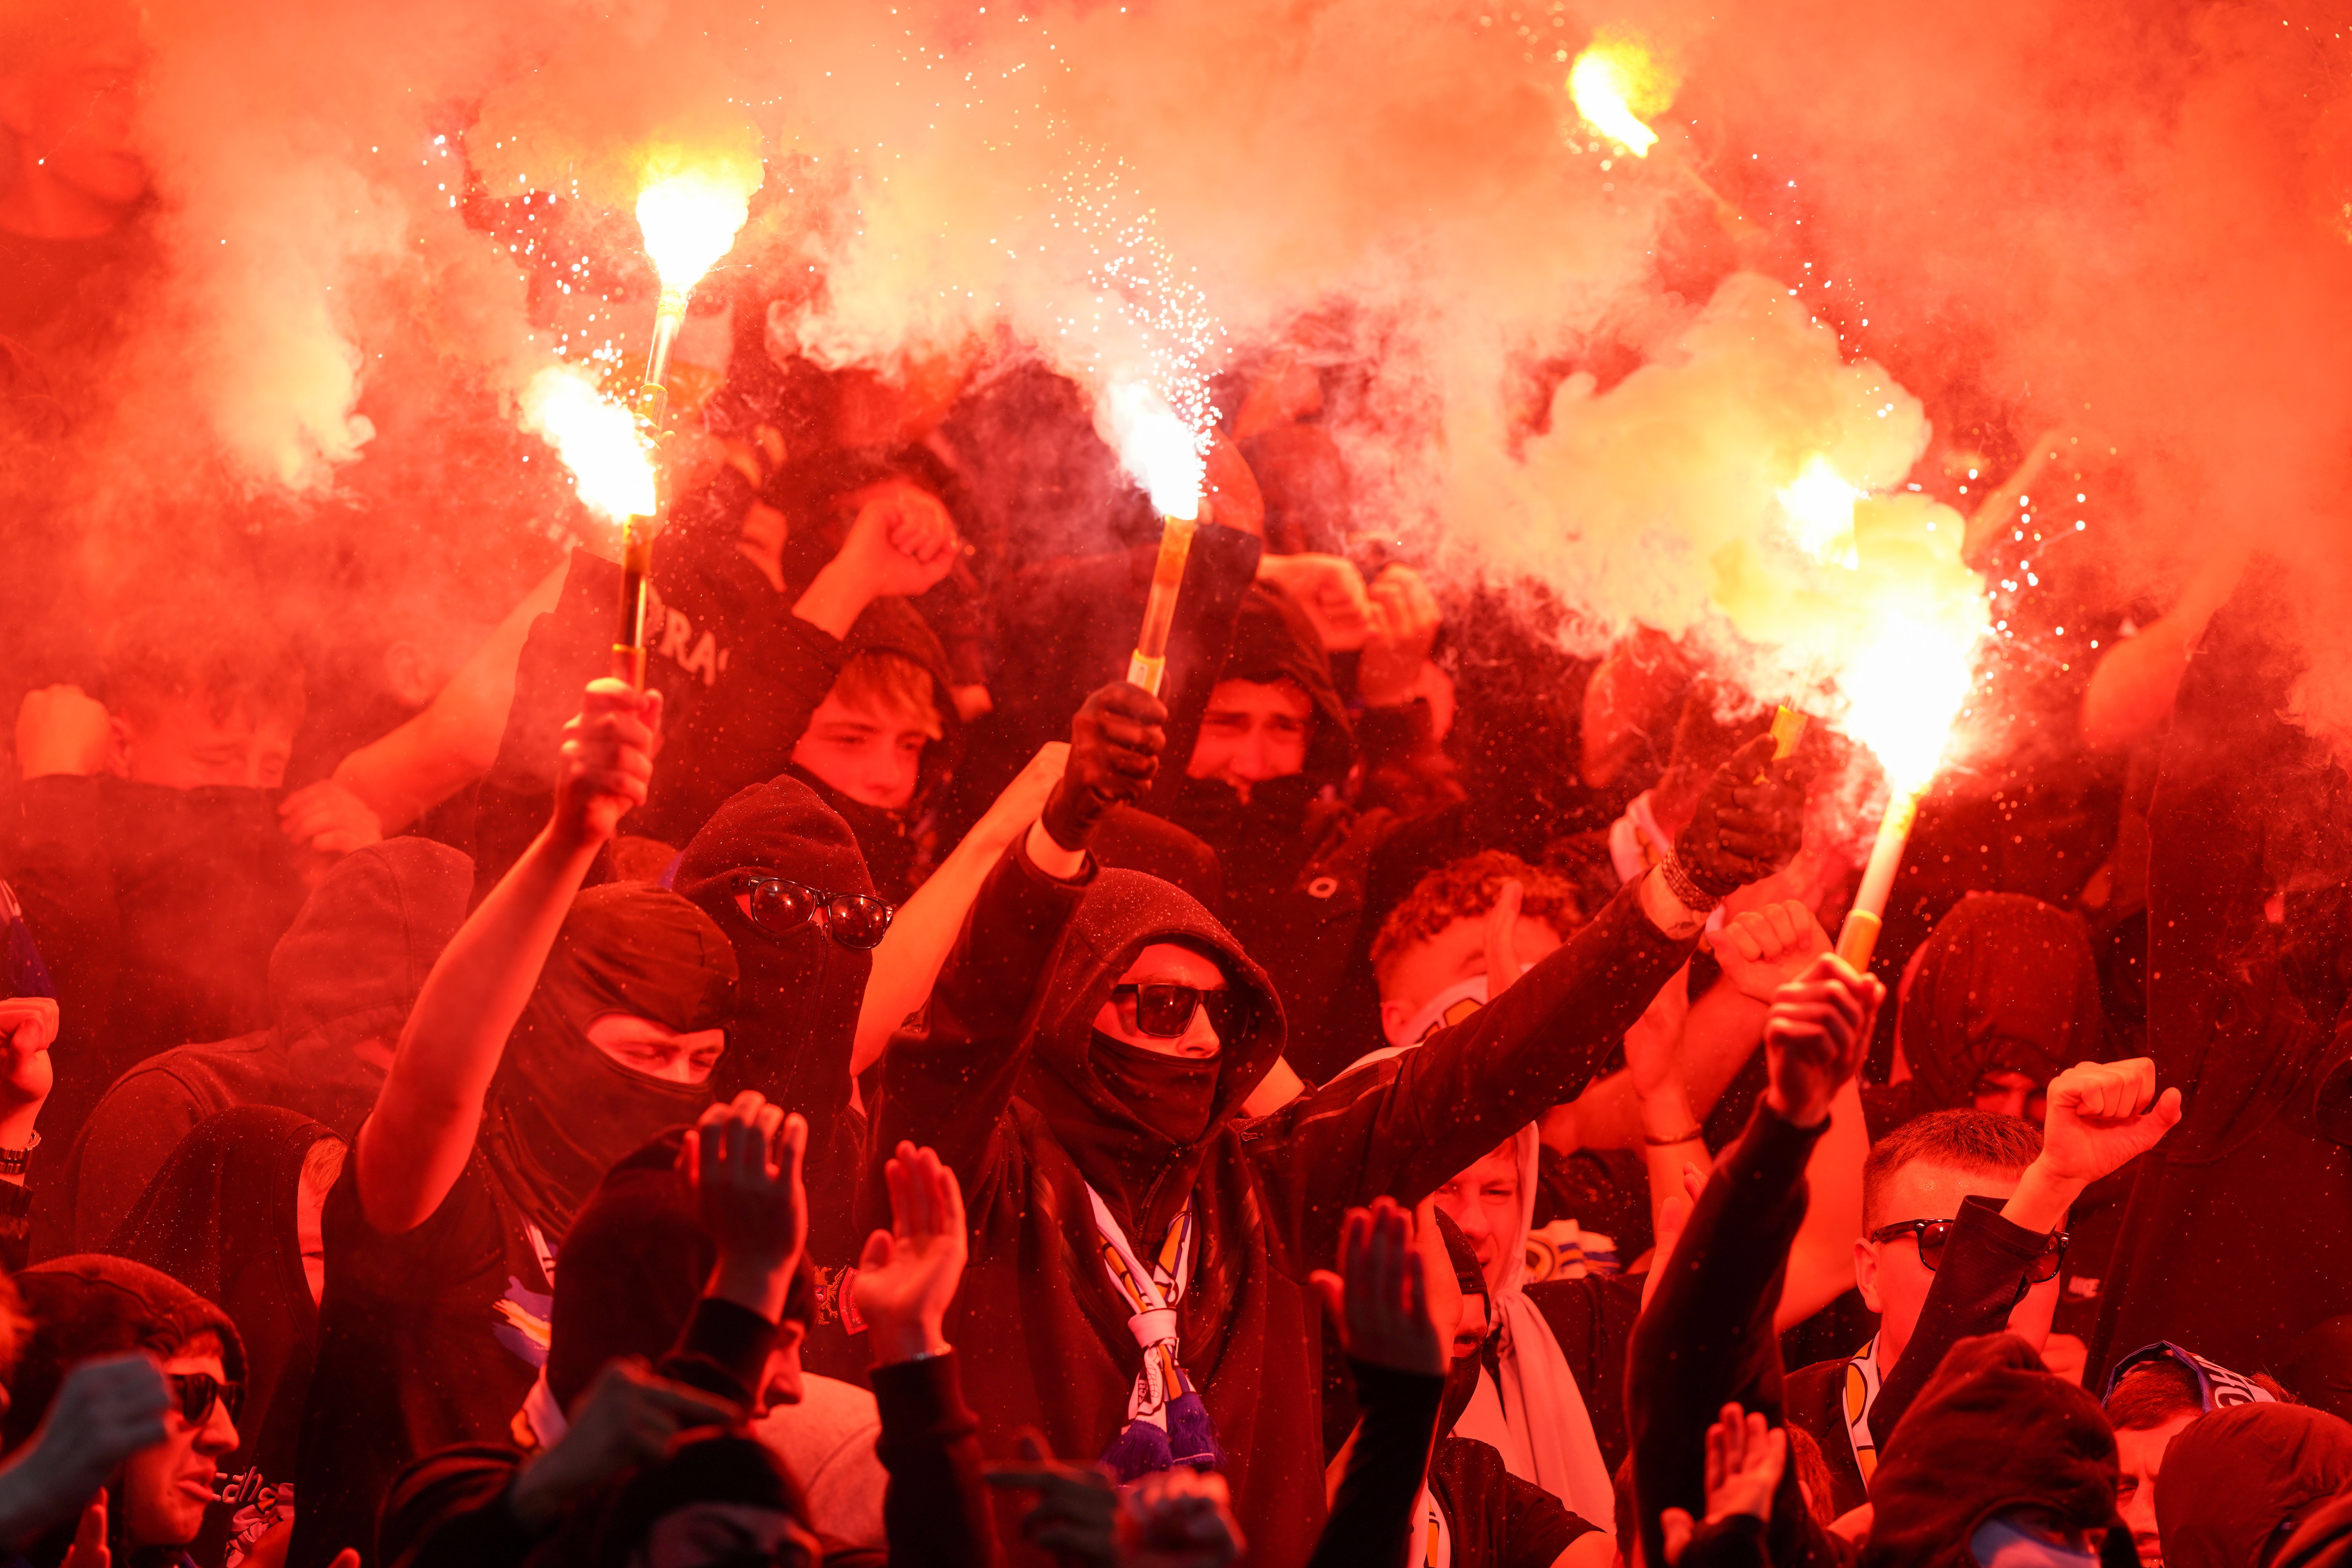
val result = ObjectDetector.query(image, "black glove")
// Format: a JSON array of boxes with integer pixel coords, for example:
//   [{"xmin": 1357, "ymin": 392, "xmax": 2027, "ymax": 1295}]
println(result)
[
  {"xmin": 1664, "ymin": 733, "xmax": 1809, "ymax": 906},
  {"xmin": 1040, "ymin": 682, "xmax": 1168, "ymax": 852}
]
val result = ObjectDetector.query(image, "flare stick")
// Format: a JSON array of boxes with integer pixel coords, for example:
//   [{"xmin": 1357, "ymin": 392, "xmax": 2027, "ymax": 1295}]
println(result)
[
  {"xmin": 1125, "ymin": 516, "xmax": 1199, "ymax": 698},
  {"xmin": 1834, "ymin": 783, "xmax": 1924, "ymax": 971}
]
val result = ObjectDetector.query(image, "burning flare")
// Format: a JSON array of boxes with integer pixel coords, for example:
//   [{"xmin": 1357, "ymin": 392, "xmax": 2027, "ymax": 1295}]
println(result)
[
  {"xmin": 634, "ymin": 156, "xmax": 762, "ymax": 296},
  {"xmin": 522, "ymin": 367, "xmax": 655, "ymax": 523},
  {"xmin": 1104, "ymin": 382, "xmax": 1205, "ymax": 521},
  {"xmin": 1779, "ymin": 455, "xmax": 1864, "ymax": 571},
  {"xmin": 1569, "ymin": 35, "xmax": 1673, "ymax": 157}
]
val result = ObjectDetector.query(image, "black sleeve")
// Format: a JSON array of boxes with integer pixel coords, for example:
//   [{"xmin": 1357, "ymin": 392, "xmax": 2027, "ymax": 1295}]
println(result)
[
  {"xmin": 655, "ymin": 1296, "xmax": 777, "ymax": 1409},
  {"xmin": 1307, "ymin": 1359, "xmax": 1446, "ymax": 1568},
  {"xmin": 1681, "ymin": 1514, "xmax": 1773, "ymax": 1568},
  {"xmin": 7, "ymin": 778, "xmax": 120, "ymax": 1055},
  {"xmin": 869, "ymin": 1352, "xmax": 997, "ymax": 1568},
  {"xmin": 377, "ymin": 1446, "xmax": 536, "ymax": 1568},
  {"xmin": 0, "ymin": 1181, "xmax": 30, "ymax": 1275},
  {"xmin": 1628, "ymin": 1103, "xmax": 1843, "ymax": 1568},
  {"xmin": 637, "ymin": 609, "xmax": 845, "ymax": 846},
  {"xmin": 1493, "ymin": 1466, "xmax": 1598, "ymax": 1568},
  {"xmin": 1866, "ymin": 1194, "xmax": 2054, "ymax": 1446}
]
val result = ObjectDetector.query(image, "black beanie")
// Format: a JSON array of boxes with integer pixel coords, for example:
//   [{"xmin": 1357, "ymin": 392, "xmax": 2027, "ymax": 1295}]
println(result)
[{"xmin": 5, "ymin": 1256, "xmax": 247, "ymax": 1456}]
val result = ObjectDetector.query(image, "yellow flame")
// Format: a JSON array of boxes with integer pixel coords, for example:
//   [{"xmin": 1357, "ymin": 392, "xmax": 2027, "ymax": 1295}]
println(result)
[
  {"xmin": 1105, "ymin": 382, "xmax": 1204, "ymax": 519},
  {"xmin": 1569, "ymin": 36, "xmax": 1672, "ymax": 157},
  {"xmin": 523, "ymin": 367, "xmax": 655, "ymax": 522},
  {"xmin": 1778, "ymin": 455, "xmax": 1863, "ymax": 570},
  {"xmin": 635, "ymin": 156, "xmax": 762, "ymax": 294}
]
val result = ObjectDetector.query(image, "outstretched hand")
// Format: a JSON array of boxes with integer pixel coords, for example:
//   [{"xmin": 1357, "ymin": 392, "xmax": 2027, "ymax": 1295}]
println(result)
[
  {"xmin": 681, "ymin": 1094, "xmax": 807, "ymax": 1323},
  {"xmin": 1671, "ymin": 735, "xmax": 1810, "ymax": 904},
  {"xmin": 552, "ymin": 679, "xmax": 661, "ymax": 851},
  {"xmin": 853, "ymin": 1141, "xmax": 967, "ymax": 1365},
  {"xmin": 984, "ymin": 1430, "xmax": 1119, "ymax": 1568},
  {"xmin": 0, "ymin": 1355, "xmax": 169, "ymax": 1547},
  {"xmin": 1119, "ymin": 1468, "xmax": 1246, "ymax": 1568},
  {"xmin": 1310, "ymin": 1196, "xmax": 1445, "ymax": 1376},
  {"xmin": 1762, "ymin": 953, "xmax": 1882, "ymax": 1128},
  {"xmin": 1040, "ymin": 682, "xmax": 1167, "ymax": 852},
  {"xmin": 1659, "ymin": 1403, "xmax": 1788, "ymax": 1564}
]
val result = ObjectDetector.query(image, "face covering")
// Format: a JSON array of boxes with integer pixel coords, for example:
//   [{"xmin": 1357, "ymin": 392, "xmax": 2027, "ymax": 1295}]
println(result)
[
  {"xmin": 785, "ymin": 763, "xmax": 917, "ymax": 906},
  {"xmin": 480, "ymin": 884, "xmax": 738, "ymax": 1238},
  {"xmin": 1089, "ymin": 1030, "xmax": 1220, "ymax": 1145},
  {"xmin": 1969, "ymin": 1515, "xmax": 2099, "ymax": 1568}
]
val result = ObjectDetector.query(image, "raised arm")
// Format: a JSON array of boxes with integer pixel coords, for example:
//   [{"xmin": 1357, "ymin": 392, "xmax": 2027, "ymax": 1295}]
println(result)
[
  {"xmin": 356, "ymin": 678, "xmax": 658, "ymax": 1235},
  {"xmin": 1628, "ymin": 954, "xmax": 1880, "ymax": 1568},
  {"xmin": 867, "ymin": 682, "xmax": 1163, "ymax": 1200},
  {"xmin": 851, "ymin": 744, "xmax": 1067, "ymax": 1078},
  {"xmin": 330, "ymin": 560, "xmax": 567, "ymax": 834}
]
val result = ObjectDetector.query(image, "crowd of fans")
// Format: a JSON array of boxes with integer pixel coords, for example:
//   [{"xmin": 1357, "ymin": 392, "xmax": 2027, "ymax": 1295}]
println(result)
[{"xmin": 9, "ymin": 6, "xmax": 2352, "ymax": 1568}]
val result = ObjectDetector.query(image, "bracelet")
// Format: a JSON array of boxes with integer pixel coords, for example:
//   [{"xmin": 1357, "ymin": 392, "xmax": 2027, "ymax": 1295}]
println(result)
[
  {"xmin": 1657, "ymin": 853, "xmax": 1724, "ymax": 915},
  {"xmin": 1643, "ymin": 1127, "xmax": 1706, "ymax": 1148},
  {"xmin": 0, "ymin": 1132, "xmax": 41, "ymax": 1177}
]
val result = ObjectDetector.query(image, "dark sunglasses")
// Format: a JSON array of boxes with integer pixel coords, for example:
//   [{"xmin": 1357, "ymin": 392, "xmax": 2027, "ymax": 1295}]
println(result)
[
  {"xmin": 169, "ymin": 1371, "xmax": 243, "ymax": 1427},
  {"xmin": 1869, "ymin": 1218, "xmax": 2070, "ymax": 1285},
  {"xmin": 732, "ymin": 875, "xmax": 896, "ymax": 951},
  {"xmin": 1109, "ymin": 983, "xmax": 1237, "ymax": 1040}
]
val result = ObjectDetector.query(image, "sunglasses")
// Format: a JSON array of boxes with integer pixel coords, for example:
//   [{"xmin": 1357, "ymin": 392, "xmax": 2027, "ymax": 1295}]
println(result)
[
  {"xmin": 1109, "ymin": 983, "xmax": 1237, "ymax": 1040},
  {"xmin": 1869, "ymin": 1219, "xmax": 2070, "ymax": 1285},
  {"xmin": 732, "ymin": 876, "xmax": 896, "ymax": 951},
  {"xmin": 169, "ymin": 1371, "xmax": 243, "ymax": 1427}
]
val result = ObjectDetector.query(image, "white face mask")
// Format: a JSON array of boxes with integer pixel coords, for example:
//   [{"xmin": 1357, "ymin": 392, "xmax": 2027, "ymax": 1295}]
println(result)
[
  {"xmin": 1969, "ymin": 1515, "xmax": 2099, "ymax": 1568},
  {"xmin": 1398, "ymin": 975, "xmax": 1490, "ymax": 1047}
]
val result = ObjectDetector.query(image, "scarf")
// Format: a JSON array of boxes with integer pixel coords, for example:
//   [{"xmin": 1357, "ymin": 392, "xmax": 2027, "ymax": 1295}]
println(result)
[
  {"xmin": 1839, "ymin": 1334, "xmax": 1889, "ymax": 1487},
  {"xmin": 1089, "ymin": 1031, "xmax": 1221, "ymax": 1145},
  {"xmin": 479, "ymin": 884, "xmax": 736, "ymax": 1237},
  {"xmin": 1089, "ymin": 1182, "xmax": 1225, "ymax": 1481},
  {"xmin": 2103, "ymin": 1341, "xmax": 2282, "ymax": 1412}
]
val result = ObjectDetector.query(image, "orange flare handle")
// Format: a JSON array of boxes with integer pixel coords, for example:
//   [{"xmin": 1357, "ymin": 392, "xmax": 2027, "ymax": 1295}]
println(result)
[
  {"xmin": 1770, "ymin": 706, "xmax": 1808, "ymax": 760},
  {"xmin": 1125, "ymin": 515, "xmax": 1198, "ymax": 698},
  {"xmin": 614, "ymin": 516, "xmax": 655, "ymax": 691}
]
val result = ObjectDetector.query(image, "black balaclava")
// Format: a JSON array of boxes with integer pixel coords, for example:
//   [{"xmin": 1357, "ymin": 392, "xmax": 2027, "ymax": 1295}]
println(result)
[
  {"xmin": 786, "ymin": 764, "xmax": 918, "ymax": 904},
  {"xmin": 1434, "ymin": 1208, "xmax": 1491, "ymax": 1439},
  {"xmin": 672, "ymin": 776, "xmax": 875, "ymax": 1111},
  {"xmin": 1898, "ymin": 893, "xmax": 2105, "ymax": 1112},
  {"xmin": 479, "ymin": 884, "xmax": 737, "ymax": 1238}
]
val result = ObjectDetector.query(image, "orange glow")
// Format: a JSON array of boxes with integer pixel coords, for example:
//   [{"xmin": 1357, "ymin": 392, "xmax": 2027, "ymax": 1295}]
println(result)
[
  {"xmin": 635, "ymin": 156, "xmax": 762, "ymax": 296},
  {"xmin": 1105, "ymin": 381, "xmax": 1204, "ymax": 519},
  {"xmin": 1569, "ymin": 37, "xmax": 1672, "ymax": 157},
  {"xmin": 1778, "ymin": 455, "xmax": 1863, "ymax": 570},
  {"xmin": 523, "ymin": 367, "xmax": 655, "ymax": 522}
]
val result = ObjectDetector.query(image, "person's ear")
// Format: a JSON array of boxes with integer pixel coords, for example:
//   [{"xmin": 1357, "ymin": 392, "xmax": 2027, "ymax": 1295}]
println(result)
[
  {"xmin": 1854, "ymin": 1236, "xmax": 1882, "ymax": 1314},
  {"xmin": 1378, "ymin": 998, "xmax": 1412, "ymax": 1049}
]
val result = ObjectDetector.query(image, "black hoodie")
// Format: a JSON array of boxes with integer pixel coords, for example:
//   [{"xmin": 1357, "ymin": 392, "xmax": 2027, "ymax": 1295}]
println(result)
[
  {"xmin": 868, "ymin": 842, "xmax": 1692, "ymax": 1568},
  {"xmin": 59, "ymin": 837, "xmax": 471, "ymax": 1253}
]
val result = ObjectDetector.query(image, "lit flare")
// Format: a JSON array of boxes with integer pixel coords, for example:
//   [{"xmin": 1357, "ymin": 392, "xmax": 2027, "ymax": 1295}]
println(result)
[
  {"xmin": 1105, "ymin": 381, "xmax": 1205, "ymax": 521},
  {"xmin": 522, "ymin": 367, "xmax": 655, "ymax": 523},
  {"xmin": 1779, "ymin": 455, "xmax": 1863, "ymax": 571},
  {"xmin": 1569, "ymin": 37, "xmax": 1671, "ymax": 157},
  {"xmin": 635, "ymin": 158, "xmax": 762, "ymax": 296}
]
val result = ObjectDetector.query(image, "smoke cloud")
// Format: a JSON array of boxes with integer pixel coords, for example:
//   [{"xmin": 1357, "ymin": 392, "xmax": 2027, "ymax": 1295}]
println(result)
[{"xmin": 5, "ymin": 0, "xmax": 2347, "ymax": 756}]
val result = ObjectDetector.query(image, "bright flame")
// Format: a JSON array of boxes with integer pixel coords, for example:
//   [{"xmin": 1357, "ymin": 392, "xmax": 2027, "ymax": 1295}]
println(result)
[
  {"xmin": 522, "ymin": 367, "xmax": 655, "ymax": 522},
  {"xmin": 1105, "ymin": 382, "xmax": 1205, "ymax": 519},
  {"xmin": 1569, "ymin": 36, "xmax": 1671, "ymax": 156},
  {"xmin": 1837, "ymin": 579, "xmax": 1984, "ymax": 789},
  {"xmin": 635, "ymin": 157, "xmax": 762, "ymax": 294},
  {"xmin": 1778, "ymin": 456, "xmax": 1863, "ymax": 570}
]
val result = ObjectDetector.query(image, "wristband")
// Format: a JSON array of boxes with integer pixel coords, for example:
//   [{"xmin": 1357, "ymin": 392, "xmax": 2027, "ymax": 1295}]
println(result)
[
  {"xmin": 1657, "ymin": 853, "xmax": 1724, "ymax": 915},
  {"xmin": 0, "ymin": 1132, "xmax": 41, "ymax": 1178},
  {"xmin": 1643, "ymin": 1127, "xmax": 1706, "ymax": 1148}
]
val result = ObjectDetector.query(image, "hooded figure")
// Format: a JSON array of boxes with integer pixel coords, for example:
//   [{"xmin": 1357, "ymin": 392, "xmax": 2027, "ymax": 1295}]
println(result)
[
  {"xmin": 1155, "ymin": 583, "xmax": 1409, "ymax": 1078},
  {"xmin": 5, "ymin": 1256, "xmax": 248, "ymax": 1568},
  {"xmin": 870, "ymin": 835, "xmax": 1696, "ymax": 1566},
  {"xmin": 60, "ymin": 838, "xmax": 471, "ymax": 1252},
  {"xmin": 102, "ymin": 1107, "xmax": 339, "ymax": 1567},
  {"xmin": 291, "ymin": 883, "xmax": 735, "ymax": 1568},
  {"xmin": 1879, "ymin": 893, "xmax": 2105, "ymax": 1132},
  {"xmin": 673, "ymin": 777, "xmax": 875, "ymax": 1267},
  {"xmin": 1862, "ymin": 1334, "xmax": 2122, "ymax": 1568},
  {"xmin": 2153, "ymin": 1404, "xmax": 2352, "ymax": 1568}
]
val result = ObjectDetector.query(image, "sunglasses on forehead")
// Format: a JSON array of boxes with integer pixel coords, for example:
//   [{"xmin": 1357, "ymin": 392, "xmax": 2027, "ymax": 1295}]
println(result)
[
  {"xmin": 1109, "ymin": 983, "xmax": 1238, "ymax": 1040},
  {"xmin": 731, "ymin": 875, "xmax": 896, "ymax": 951},
  {"xmin": 169, "ymin": 1371, "xmax": 243, "ymax": 1426},
  {"xmin": 1869, "ymin": 1218, "xmax": 2071, "ymax": 1285}
]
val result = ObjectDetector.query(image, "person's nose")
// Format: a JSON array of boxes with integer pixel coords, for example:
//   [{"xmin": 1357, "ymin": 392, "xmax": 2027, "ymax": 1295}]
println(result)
[
  {"xmin": 200, "ymin": 1404, "xmax": 238, "ymax": 1455},
  {"xmin": 1228, "ymin": 725, "xmax": 1278, "ymax": 783}
]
